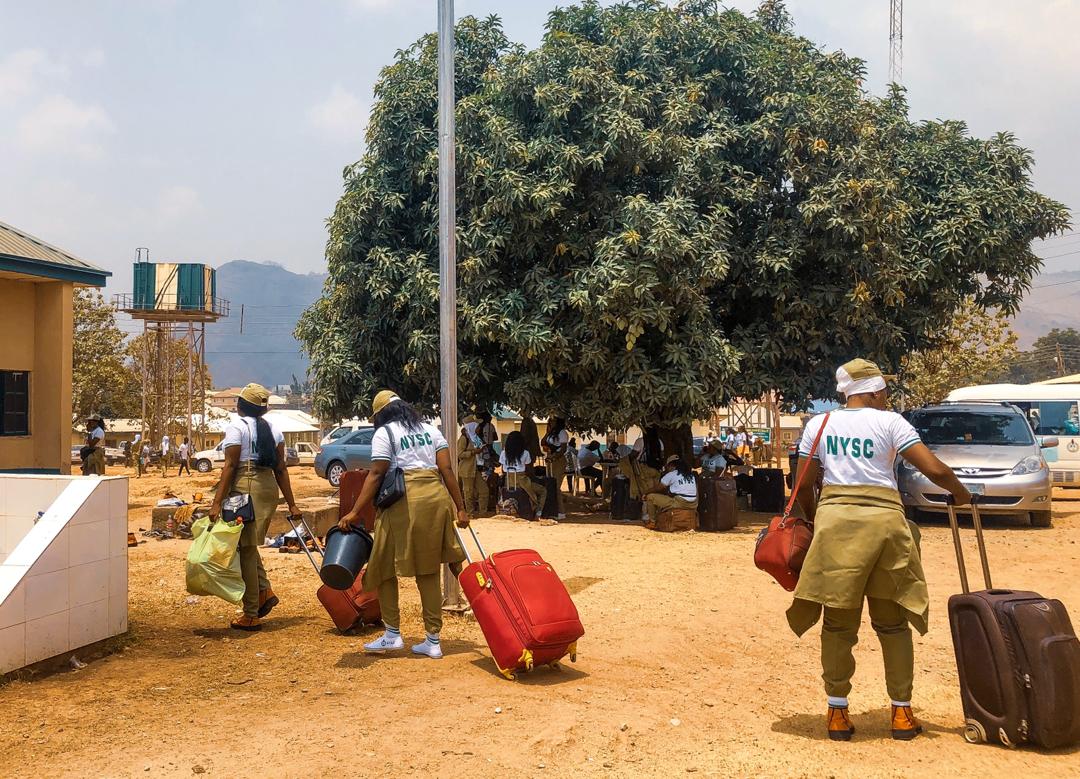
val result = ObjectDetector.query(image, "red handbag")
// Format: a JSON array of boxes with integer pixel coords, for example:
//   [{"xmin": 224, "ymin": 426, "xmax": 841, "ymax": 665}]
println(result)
[{"xmin": 754, "ymin": 413, "xmax": 830, "ymax": 591}]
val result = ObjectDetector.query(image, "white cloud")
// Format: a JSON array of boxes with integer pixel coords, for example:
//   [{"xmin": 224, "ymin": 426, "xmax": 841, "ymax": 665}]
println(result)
[
  {"xmin": 0, "ymin": 49, "xmax": 67, "ymax": 104},
  {"xmin": 153, "ymin": 185, "xmax": 204, "ymax": 224},
  {"xmin": 15, "ymin": 94, "xmax": 115, "ymax": 161},
  {"xmin": 307, "ymin": 84, "xmax": 368, "ymax": 143}
]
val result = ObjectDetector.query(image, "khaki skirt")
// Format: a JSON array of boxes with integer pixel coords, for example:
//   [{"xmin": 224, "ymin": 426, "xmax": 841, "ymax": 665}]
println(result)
[
  {"xmin": 232, "ymin": 464, "xmax": 279, "ymax": 548},
  {"xmin": 363, "ymin": 469, "xmax": 466, "ymax": 589},
  {"xmin": 787, "ymin": 485, "xmax": 929, "ymax": 637}
]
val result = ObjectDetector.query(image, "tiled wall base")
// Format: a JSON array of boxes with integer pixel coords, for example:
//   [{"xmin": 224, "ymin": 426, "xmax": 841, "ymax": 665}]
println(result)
[{"xmin": 0, "ymin": 475, "xmax": 129, "ymax": 673}]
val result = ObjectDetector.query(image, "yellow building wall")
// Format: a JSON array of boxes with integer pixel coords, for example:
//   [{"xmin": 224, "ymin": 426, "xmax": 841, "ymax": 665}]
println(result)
[{"xmin": 0, "ymin": 278, "xmax": 73, "ymax": 473}]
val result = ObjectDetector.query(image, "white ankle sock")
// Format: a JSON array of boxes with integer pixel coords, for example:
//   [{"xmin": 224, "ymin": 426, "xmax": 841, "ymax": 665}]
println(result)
[
  {"xmin": 828, "ymin": 696, "xmax": 849, "ymax": 708},
  {"xmin": 891, "ymin": 700, "xmax": 911, "ymax": 708}
]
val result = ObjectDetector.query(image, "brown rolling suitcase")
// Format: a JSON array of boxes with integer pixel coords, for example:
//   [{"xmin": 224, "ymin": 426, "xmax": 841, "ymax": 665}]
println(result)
[
  {"xmin": 285, "ymin": 513, "xmax": 381, "ymax": 633},
  {"xmin": 946, "ymin": 499, "xmax": 1080, "ymax": 748},
  {"xmin": 650, "ymin": 507, "xmax": 697, "ymax": 532},
  {"xmin": 698, "ymin": 474, "xmax": 738, "ymax": 531}
]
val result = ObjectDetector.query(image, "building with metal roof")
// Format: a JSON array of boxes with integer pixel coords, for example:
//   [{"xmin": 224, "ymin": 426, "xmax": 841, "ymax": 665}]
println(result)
[{"xmin": 1, "ymin": 221, "xmax": 109, "ymax": 473}]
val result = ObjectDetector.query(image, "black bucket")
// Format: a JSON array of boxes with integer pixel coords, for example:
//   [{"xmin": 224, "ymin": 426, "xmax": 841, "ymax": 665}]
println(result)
[{"xmin": 320, "ymin": 525, "xmax": 374, "ymax": 590}]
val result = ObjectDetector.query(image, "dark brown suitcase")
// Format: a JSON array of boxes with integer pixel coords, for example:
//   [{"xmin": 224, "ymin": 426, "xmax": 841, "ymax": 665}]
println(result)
[
  {"xmin": 698, "ymin": 475, "xmax": 738, "ymax": 532},
  {"xmin": 946, "ymin": 500, "xmax": 1080, "ymax": 749}
]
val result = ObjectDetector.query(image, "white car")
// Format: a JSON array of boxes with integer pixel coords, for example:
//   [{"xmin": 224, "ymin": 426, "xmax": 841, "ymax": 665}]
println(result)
[
  {"xmin": 294, "ymin": 441, "xmax": 320, "ymax": 466},
  {"xmin": 193, "ymin": 443, "xmax": 300, "ymax": 472},
  {"xmin": 193, "ymin": 444, "xmax": 225, "ymax": 473},
  {"xmin": 321, "ymin": 419, "xmax": 367, "ymax": 446}
]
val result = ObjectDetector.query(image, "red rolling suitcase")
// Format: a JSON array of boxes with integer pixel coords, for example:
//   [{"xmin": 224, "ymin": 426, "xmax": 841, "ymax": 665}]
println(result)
[
  {"xmin": 456, "ymin": 526, "xmax": 584, "ymax": 680},
  {"xmin": 338, "ymin": 468, "xmax": 376, "ymax": 531},
  {"xmin": 285, "ymin": 513, "xmax": 381, "ymax": 634},
  {"xmin": 946, "ymin": 499, "xmax": 1080, "ymax": 749}
]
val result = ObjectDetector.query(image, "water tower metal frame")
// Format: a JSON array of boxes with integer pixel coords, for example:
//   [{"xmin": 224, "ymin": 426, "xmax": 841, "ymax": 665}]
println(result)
[{"xmin": 114, "ymin": 248, "xmax": 229, "ymax": 450}]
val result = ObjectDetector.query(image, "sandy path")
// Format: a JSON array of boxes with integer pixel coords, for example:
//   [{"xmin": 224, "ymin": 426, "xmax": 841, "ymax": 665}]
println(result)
[{"xmin": 1, "ymin": 466, "xmax": 1078, "ymax": 778}]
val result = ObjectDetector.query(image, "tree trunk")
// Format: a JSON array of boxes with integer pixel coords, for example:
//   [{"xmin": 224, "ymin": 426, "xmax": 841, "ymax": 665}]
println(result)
[{"xmin": 658, "ymin": 423, "xmax": 694, "ymax": 466}]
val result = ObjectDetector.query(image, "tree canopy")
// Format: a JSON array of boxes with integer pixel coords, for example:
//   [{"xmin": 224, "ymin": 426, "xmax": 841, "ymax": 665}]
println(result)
[
  {"xmin": 1009, "ymin": 328, "xmax": 1080, "ymax": 383},
  {"xmin": 72, "ymin": 289, "xmax": 140, "ymax": 421},
  {"xmin": 298, "ymin": 0, "xmax": 1070, "ymax": 432},
  {"xmin": 898, "ymin": 300, "xmax": 1018, "ymax": 407}
]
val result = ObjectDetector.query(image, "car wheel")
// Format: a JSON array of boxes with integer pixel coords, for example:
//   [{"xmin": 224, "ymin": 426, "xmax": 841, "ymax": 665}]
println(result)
[
  {"xmin": 327, "ymin": 461, "xmax": 346, "ymax": 488},
  {"xmin": 196, "ymin": 459, "xmax": 212, "ymax": 474},
  {"xmin": 1030, "ymin": 510, "xmax": 1052, "ymax": 528}
]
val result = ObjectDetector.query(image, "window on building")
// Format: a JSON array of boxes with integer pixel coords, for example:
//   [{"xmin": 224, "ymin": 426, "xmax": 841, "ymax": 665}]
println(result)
[{"xmin": 1, "ymin": 371, "xmax": 29, "ymax": 436}]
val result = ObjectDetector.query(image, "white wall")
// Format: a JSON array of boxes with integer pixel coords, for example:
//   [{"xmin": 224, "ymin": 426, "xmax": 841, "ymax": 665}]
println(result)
[{"xmin": 0, "ymin": 475, "xmax": 128, "ymax": 674}]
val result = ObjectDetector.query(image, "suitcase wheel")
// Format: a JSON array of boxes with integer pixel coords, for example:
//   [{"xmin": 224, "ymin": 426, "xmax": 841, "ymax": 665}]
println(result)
[
  {"xmin": 499, "ymin": 667, "xmax": 517, "ymax": 681},
  {"xmin": 568, "ymin": 641, "xmax": 578, "ymax": 663},
  {"xmin": 963, "ymin": 720, "xmax": 987, "ymax": 745},
  {"xmin": 549, "ymin": 661, "xmax": 561, "ymax": 671}
]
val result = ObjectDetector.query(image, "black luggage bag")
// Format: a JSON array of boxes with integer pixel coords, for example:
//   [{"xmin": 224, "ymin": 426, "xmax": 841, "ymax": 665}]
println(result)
[
  {"xmin": 610, "ymin": 474, "xmax": 642, "ymax": 521},
  {"xmin": 945, "ymin": 498, "xmax": 1080, "ymax": 749},
  {"xmin": 750, "ymin": 468, "xmax": 785, "ymax": 514},
  {"xmin": 697, "ymin": 474, "xmax": 738, "ymax": 532}
]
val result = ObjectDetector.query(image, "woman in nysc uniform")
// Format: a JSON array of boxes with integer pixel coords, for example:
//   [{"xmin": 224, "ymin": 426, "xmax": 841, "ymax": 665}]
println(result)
[
  {"xmin": 83, "ymin": 415, "xmax": 106, "ymax": 475},
  {"xmin": 618, "ymin": 425, "xmax": 664, "ymax": 500},
  {"xmin": 499, "ymin": 430, "xmax": 546, "ymax": 517},
  {"xmin": 642, "ymin": 454, "xmax": 698, "ymax": 522},
  {"xmin": 541, "ymin": 417, "xmax": 570, "ymax": 520},
  {"xmin": 340, "ymin": 391, "xmax": 468, "ymax": 659},
  {"xmin": 209, "ymin": 384, "xmax": 301, "ymax": 631},
  {"xmin": 789, "ymin": 359, "xmax": 970, "ymax": 742}
]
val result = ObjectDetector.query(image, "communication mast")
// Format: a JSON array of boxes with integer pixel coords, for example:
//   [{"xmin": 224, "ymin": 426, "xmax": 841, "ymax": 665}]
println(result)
[
  {"xmin": 114, "ymin": 250, "xmax": 229, "ymax": 449},
  {"xmin": 889, "ymin": 0, "xmax": 903, "ymax": 85}
]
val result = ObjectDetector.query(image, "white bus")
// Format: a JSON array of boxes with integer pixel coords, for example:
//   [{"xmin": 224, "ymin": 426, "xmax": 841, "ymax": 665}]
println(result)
[{"xmin": 946, "ymin": 383, "xmax": 1080, "ymax": 486}]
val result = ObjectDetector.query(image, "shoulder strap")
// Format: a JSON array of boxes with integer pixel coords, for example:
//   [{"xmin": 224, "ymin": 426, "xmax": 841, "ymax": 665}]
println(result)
[{"xmin": 783, "ymin": 412, "xmax": 830, "ymax": 519}]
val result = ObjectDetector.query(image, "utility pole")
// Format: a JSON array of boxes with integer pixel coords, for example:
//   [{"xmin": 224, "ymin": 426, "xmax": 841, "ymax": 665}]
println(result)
[
  {"xmin": 889, "ymin": 0, "xmax": 903, "ymax": 85},
  {"xmin": 437, "ymin": 0, "xmax": 464, "ymax": 611},
  {"xmin": 1057, "ymin": 342, "xmax": 1066, "ymax": 377}
]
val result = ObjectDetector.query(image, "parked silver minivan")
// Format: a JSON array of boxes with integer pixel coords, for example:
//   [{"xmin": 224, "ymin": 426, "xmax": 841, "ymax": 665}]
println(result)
[{"xmin": 897, "ymin": 402, "xmax": 1056, "ymax": 527}]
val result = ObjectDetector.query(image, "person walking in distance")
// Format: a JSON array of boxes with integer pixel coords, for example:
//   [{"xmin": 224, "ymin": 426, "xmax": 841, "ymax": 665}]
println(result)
[
  {"xmin": 209, "ymin": 384, "xmax": 301, "ymax": 631},
  {"xmin": 788, "ymin": 359, "xmax": 971, "ymax": 742},
  {"xmin": 340, "ymin": 390, "xmax": 468, "ymax": 659},
  {"xmin": 160, "ymin": 433, "xmax": 172, "ymax": 476},
  {"xmin": 139, "ymin": 441, "xmax": 150, "ymax": 479},
  {"xmin": 177, "ymin": 437, "xmax": 192, "ymax": 476}
]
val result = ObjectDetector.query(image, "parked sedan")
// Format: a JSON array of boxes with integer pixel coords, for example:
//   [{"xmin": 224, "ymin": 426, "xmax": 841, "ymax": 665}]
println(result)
[
  {"xmin": 897, "ymin": 403, "xmax": 1055, "ymax": 527},
  {"xmin": 194, "ymin": 443, "xmax": 300, "ymax": 472},
  {"xmin": 314, "ymin": 426, "xmax": 375, "ymax": 487}
]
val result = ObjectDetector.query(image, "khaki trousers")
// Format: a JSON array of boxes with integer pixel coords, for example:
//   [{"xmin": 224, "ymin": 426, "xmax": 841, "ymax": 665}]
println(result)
[
  {"xmin": 506, "ymin": 473, "xmax": 545, "ymax": 516},
  {"xmin": 378, "ymin": 573, "xmax": 443, "ymax": 636},
  {"xmin": 645, "ymin": 493, "xmax": 698, "ymax": 514},
  {"xmin": 461, "ymin": 471, "xmax": 488, "ymax": 513},
  {"xmin": 821, "ymin": 597, "xmax": 914, "ymax": 702},
  {"xmin": 547, "ymin": 457, "xmax": 566, "ymax": 514}
]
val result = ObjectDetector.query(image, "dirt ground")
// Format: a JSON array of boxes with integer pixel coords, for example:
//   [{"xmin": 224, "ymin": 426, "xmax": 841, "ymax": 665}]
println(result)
[{"xmin": 1, "ymin": 463, "xmax": 1078, "ymax": 778}]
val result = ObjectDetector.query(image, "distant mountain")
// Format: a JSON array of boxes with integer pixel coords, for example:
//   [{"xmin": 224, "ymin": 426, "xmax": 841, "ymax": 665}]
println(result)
[
  {"xmin": 1011, "ymin": 271, "xmax": 1080, "ymax": 347},
  {"xmin": 204, "ymin": 261, "xmax": 326, "ymax": 388}
]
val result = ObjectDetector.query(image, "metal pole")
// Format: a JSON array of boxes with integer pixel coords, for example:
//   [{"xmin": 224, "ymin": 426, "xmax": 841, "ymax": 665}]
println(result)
[{"xmin": 438, "ymin": 0, "xmax": 464, "ymax": 611}]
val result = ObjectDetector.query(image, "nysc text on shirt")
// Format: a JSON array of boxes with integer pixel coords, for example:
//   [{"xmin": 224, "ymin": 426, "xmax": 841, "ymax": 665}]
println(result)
[
  {"xmin": 371, "ymin": 421, "xmax": 449, "ymax": 471},
  {"xmin": 798, "ymin": 407, "xmax": 921, "ymax": 490}
]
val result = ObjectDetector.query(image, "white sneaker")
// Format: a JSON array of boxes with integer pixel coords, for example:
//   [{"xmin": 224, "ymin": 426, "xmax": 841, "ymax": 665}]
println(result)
[
  {"xmin": 411, "ymin": 638, "xmax": 443, "ymax": 659},
  {"xmin": 557, "ymin": 513, "xmax": 566, "ymax": 520},
  {"xmin": 364, "ymin": 631, "xmax": 404, "ymax": 654}
]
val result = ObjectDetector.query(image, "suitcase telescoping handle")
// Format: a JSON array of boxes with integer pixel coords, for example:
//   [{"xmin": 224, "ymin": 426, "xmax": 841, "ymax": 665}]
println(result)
[
  {"xmin": 453, "ymin": 524, "xmax": 487, "ymax": 565},
  {"xmin": 944, "ymin": 495, "xmax": 992, "ymax": 594},
  {"xmin": 284, "ymin": 512, "xmax": 324, "ymax": 577}
]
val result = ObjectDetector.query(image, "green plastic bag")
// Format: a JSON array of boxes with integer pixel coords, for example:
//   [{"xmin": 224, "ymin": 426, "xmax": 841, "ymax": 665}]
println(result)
[{"xmin": 185, "ymin": 516, "xmax": 245, "ymax": 604}]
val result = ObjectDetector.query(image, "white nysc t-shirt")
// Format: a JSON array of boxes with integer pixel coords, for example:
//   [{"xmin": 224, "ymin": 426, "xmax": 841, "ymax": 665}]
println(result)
[
  {"xmin": 799, "ymin": 407, "xmax": 921, "ymax": 490},
  {"xmin": 499, "ymin": 449, "xmax": 533, "ymax": 474},
  {"xmin": 371, "ymin": 422, "xmax": 448, "ymax": 471},
  {"xmin": 222, "ymin": 416, "xmax": 285, "ymax": 463},
  {"xmin": 661, "ymin": 470, "xmax": 698, "ymax": 501}
]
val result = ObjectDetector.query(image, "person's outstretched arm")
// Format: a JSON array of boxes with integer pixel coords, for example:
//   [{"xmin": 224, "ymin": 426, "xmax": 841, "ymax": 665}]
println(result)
[{"xmin": 273, "ymin": 442, "xmax": 300, "ymax": 517}]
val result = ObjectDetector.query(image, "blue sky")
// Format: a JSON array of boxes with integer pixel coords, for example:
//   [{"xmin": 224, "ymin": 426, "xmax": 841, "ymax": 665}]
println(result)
[{"xmin": 2, "ymin": 0, "xmax": 1078, "ymax": 292}]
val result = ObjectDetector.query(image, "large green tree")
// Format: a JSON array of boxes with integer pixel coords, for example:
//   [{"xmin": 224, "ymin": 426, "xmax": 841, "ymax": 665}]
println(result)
[
  {"xmin": 72, "ymin": 289, "xmax": 140, "ymax": 420},
  {"xmin": 298, "ymin": 1, "xmax": 1069, "ymax": 450}
]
